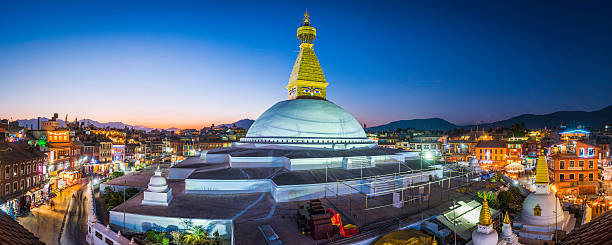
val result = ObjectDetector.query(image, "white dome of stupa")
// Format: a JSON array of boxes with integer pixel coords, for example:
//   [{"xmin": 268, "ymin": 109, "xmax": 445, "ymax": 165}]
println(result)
[
  {"xmin": 246, "ymin": 99, "xmax": 366, "ymax": 138},
  {"xmin": 147, "ymin": 166, "xmax": 168, "ymax": 193},
  {"xmin": 521, "ymin": 191, "xmax": 564, "ymax": 226},
  {"xmin": 469, "ymin": 157, "xmax": 479, "ymax": 167},
  {"xmin": 239, "ymin": 99, "xmax": 374, "ymax": 148}
]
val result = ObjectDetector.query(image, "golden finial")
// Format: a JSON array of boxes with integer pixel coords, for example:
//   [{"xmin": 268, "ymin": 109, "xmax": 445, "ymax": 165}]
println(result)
[
  {"xmin": 431, "ymin": 236, "xmax": 438, "ymax": 245},
  {"xmin": 503, "ymin": 211, "xmax": 510, "ymax": 224},
  {"xmin": 297, "ymin": 11, "xmax": 316, "ymax": 44},
  {"xmin": 534, "ymin": 155, "xmax": 549, "ymax": 184},
  {"xmin": 479, "ymin": 193, "xmax": 492, "ymax": 226},
  {"xmin": 302, "ymin": 10, "xmax": 310, "ymax": 26}
]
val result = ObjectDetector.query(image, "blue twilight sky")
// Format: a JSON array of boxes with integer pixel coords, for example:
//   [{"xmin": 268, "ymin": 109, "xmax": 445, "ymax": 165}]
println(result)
[{"xmin": 1, "ymin": 1, "xmax": 611, "ymax": 129}]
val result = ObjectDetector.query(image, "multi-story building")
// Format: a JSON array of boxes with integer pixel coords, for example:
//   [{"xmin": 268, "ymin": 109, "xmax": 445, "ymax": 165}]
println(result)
[
  {"xmin": 474, "ymin": 140, "xmax": 508, "ymax": 170},
  {"xmin": 549, "ymin": 141, "xmax": 600, "ymax": 196},
  {"xmin": 99, "ymin": 140, "xmax": 112, "ymax": 163},
  {"xmin": 0, "ymin": 142, "xmax": 47, "ymax": 216},
  {"xmin": 446, "ymin": 138, "xmax": 476, "ymax": 161},
  {"xmin": 407, "ymin": 135, "xmax": 443, "ymax": 153}
]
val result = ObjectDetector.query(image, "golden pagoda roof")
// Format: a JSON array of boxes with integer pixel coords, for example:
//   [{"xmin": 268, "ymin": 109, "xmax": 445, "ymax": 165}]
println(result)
[
  {"xmin": 503, "ymin": 211, "xmax": 510, "ymax": 224},
  {"xmin": 288, "ymin": 11, "xmax": 327, "ymax": 94},
  {"xmin": 534, "ymin": 155, "xmax": 549, "ymax": 184},
  {"xmin": 479, "ymin": 194, "xmax": 492, "ymax": 226},
  {"xmin": 289, "ymin": 44, "xmax": 326, "ymax": 84}
]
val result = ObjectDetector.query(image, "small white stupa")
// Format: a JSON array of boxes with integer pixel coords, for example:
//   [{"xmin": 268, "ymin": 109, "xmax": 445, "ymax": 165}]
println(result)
[
  {"xmin": 141, "ymin": 166, "xmax": 172, "ymax": 206},
  {"xmin": 471, "ymin": 195, "xmax": 498, "ymax": 245},
  {"xmin": 500, "ymin": 212, "xmax": 521, "ymax": 244},
  {"xmin": 469, "ymin": 156, "xmax": 482, "ymax": 173}
]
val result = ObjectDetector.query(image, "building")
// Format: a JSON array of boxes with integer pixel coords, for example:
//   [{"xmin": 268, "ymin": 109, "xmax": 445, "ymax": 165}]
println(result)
[
  {"xmin": 407, "ymin": 135, "xmax": 444, "ymax": 154},
  {"xmin": 475, "ymin": 140, "xmax": 508, "ymax": 170},
  {"xmin": 99, "ymin": 140, "xmax": 112, "ymax": 163},
  {"xmin": 549, "ymin": 141, "xmax": 599, "ymax": 196},
  {"xmin": 0, "ymin": 142, "xmax": 47, "ymax": 217},
  {"xmin": 559, "ymin": 129, "xmax": 590, "ymax": 142}
]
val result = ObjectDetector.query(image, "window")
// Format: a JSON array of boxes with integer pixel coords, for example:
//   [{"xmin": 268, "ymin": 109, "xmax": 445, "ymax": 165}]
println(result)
[
  {"xmin": 13, "ymin": 182, "xmax": 17, "ymax": 192},
  {"xmin": 589, "ymin": 173, "xmax": 594, "ymax": 181},
  {"xmin": 569, "ymin": 174, "xmax": 575, "ymax": 180},
  {"xmin": 570, "ymin": 161, "xmax": 575, "ymax": 167},
  {"xmin": 480, "ymin": 149, "xmax": 482, "ymax": 154},
  {"xmin": 579, "ymin": 174, "xmax": 584, "ymax": 181},
  {"xmin": 579, "ymin": 148, "xmax": 585, "ymax": 156},
  {"xmin": 20, "ymin": 180, "xmax": 24, "ymax": 190},
  {"xmin": 5, "ymin": 166, "xmax": 9, "ymax": 179},
  {"xmin": 105, "ymin": 237, "xmax": 113, "ymax": 245},
  {"xmin": 13, "ymin": 165, "xmax": 16, "ymax": 177},
  {"xmin": 4, "ymin": 184, "xmax": 9, "ymax": 195},
  {"xmin": 588, "ymin": 148, "xmax": 594, "ymax": 156},
  {"xmin": 560, "ymin": 174, "xmax": 565, "ymax": 180},
  {"xmin": 588, "ymin": 160, "xmax": 594, "ymax": 169},
  {"xmin": 95, "ymin": 231, "xmax": 103, "ymax": 239},
  {"xmin": 559, "ymin": 160, "xmax": 565, "ymax": 169},
  {"xmin": 579, "ymin": 161, "xmax": 584, "ymax": 168}
]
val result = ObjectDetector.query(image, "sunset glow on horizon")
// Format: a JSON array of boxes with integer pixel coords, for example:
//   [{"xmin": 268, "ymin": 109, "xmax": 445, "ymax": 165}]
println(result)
[{"xmin": 2, "ymin": 1, "xmax": 612, "ymax": 129}]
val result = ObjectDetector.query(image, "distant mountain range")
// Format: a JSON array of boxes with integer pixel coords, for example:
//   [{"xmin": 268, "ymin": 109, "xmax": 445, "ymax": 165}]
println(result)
[
  {"xmin": 219, "ymin": 119, "xmax": 254, "ymax": 129},
  {"xmin": 366, "ymin": 118, "xmax": 457, "ymax": 132},
  {"xmin": 15, "ymin": 118, "xmax": 158, "ymax": 131},
  {"xmin": 14, "ymin": 118, "xmax": 256, "ymax": 132},
  {"xmin": 13, "ymin": 105, "xmax": 611, "ymax": 133},
  {"xmin": 367, "ymin": 104, "xmax": 612, "ymax": 132}
]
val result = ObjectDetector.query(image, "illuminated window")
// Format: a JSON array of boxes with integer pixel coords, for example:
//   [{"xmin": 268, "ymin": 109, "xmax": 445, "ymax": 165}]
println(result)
[
  {"xmin": 588, "ymin": 160, "xmax": 594, "ymax": 169},
  {"xmin": 589, "ymin": 173, "xmax": 593, "ymax": 181},
  {"xmin": 588, "ymin": 148, "xmax": 594, "ymax": 156},
  {"xmin": 569, "ymin": 160, "xmax": 575, "ymax": 167},
  {"xmin": 534, "ymin": 204, "xmax": 542, "ymax": 216}
]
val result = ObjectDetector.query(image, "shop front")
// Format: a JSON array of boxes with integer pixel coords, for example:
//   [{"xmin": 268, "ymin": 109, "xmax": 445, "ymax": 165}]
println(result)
[{"xmin": 0, "ymin": 197, "xmax": 22, "ymax": 218}]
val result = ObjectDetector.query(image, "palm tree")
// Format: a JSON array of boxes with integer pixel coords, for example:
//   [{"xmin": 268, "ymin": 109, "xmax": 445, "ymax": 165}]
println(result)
[{"xmin": 183, "ymin": 226, "xmax": 210, "ymax": 245}]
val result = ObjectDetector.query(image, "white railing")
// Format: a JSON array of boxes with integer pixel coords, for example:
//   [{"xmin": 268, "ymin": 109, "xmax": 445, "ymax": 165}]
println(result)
[{"xmin": 86, "ymin": 182, "xmax": 133, "ymax": 245}]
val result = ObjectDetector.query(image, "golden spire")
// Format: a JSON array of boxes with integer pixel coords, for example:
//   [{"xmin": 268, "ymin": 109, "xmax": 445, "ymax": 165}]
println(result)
[
  {"xmin": 431, "ymin": 236, "xmax": 438, "ymax": 245},
  {"xmin": 287, "ymin": 11, "xmax": 328, "ymax": 100},
  {"xmin": 503, "ymin": 211, "xmax": 510, "ymax": 224},
  {"xmin": 302, "ymin": 10, "xmax": 310, "ymax": 26},
  {"xmin": 534, "ymin": 155, "xmax": 549, "ymax": 184},
  {"xmin": 479, "ymin": 194, "xmax": 492, "ymax": 226}
]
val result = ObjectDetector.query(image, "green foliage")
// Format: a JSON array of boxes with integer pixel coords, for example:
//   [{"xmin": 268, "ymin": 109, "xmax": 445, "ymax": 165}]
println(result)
[
  {"xmin": 477, "ymin": 191, "xmax": 500, "ymax": 210},
  {"xmin": 183, "ymin": 226, "xmax": 210, "ymax": 245},
  {"xmin": 110, "ymin": 171, "xmax": 124, "ymax": 179},
  {"xmin": 102, "ymin": 188, "xmax": 140, "ymax": 211},
  {"xmin": 163, "ymin": 237, "xmax": 170, "ymax": 245},
  {"xmin": 493, "ymin": 172, "xmax": 505, "ymax": 182},
  {"xmin": 509, "ymin": 185, "xmax": 521, "ymax": 197},
  {"xmin": 497, "ymin": 186, "xmax": 523, "ymax": 211}
]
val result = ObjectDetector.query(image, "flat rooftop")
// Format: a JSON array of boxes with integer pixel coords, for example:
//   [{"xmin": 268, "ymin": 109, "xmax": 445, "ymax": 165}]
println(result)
[
  {"xmin": 172, "ymin": 156, "xmax": 208, "ymax": 169},
  {"xmin": 208, "ymin": 146, "xmax": 404, "ymax": 158},
  {"xmin": 187, "ymin": 159, "xmax": 439, "ymax": 185},
  {"xmin": 112, "ymin": 181, "xmax": 276, "ymax": 220},
  {"xmin": 104, "ymin": 163, "xmax": 171, "ymax": 189}
]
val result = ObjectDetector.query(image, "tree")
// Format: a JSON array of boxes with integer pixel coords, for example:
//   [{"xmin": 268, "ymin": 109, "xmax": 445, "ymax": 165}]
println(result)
[
  {"xmin": 170, "ymin": 231, "xmax": 183, "ymax": 245},
  {"xmin": 183, "ymin": 226, "xmax": 210, "ymax": 245}
]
